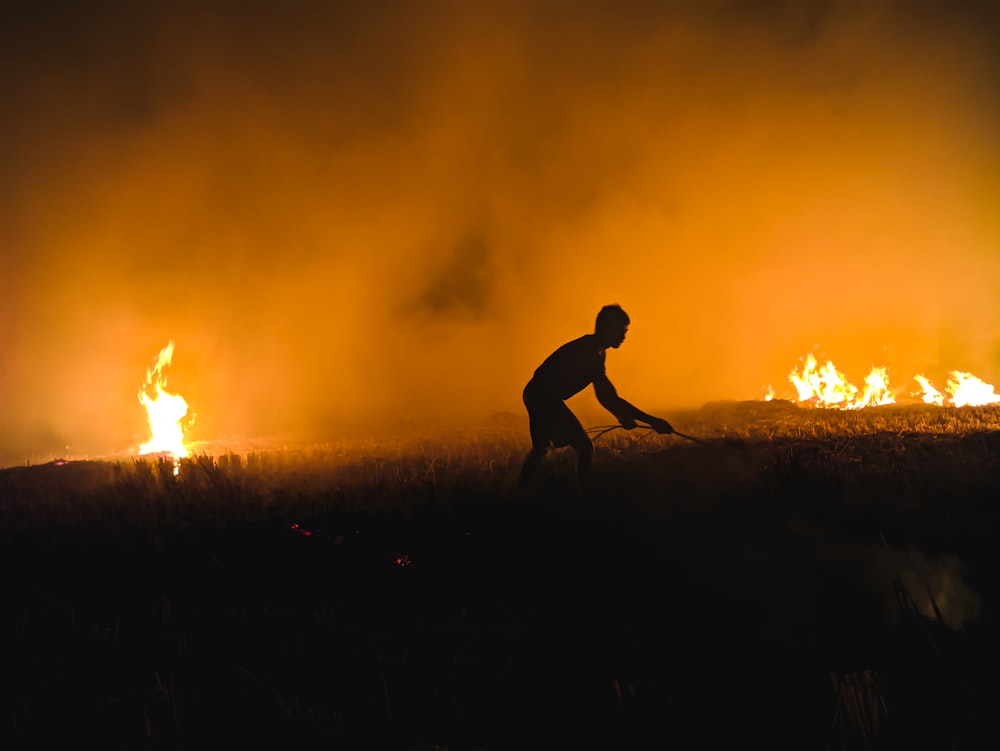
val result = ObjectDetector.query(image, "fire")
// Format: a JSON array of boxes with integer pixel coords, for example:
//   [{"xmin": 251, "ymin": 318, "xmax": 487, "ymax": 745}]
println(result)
[
  {"xmin": 788, "ymin": 353, "xmax": 895, "ymax": 409},
  {"xmin": 915, "ymin": 371, "xmax": 1000, "ymax": 408},
  {"xmin": 913, "ymin": 374, "xmax": 944, "ymax": 406},
  {"xmin": 780, "ymin": 352, "xmax": 1000, "ymax": 409},
  {"xmin": 858, "ymin": 366, "xmax": 895, "ymax": 409},
  {"xmin": 138, "ymin": 341, "xmax": 191, "ymax": 463}
]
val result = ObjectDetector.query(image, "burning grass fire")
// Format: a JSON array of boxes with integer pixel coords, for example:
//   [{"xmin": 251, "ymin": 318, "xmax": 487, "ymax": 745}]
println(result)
[
  {"xmin": 772, "ymin": 352, "xmax": 1000, "ymax": 409},
  {"xmin": 137, "ymin": 341, "xmax": 192, "ymax": 469}
]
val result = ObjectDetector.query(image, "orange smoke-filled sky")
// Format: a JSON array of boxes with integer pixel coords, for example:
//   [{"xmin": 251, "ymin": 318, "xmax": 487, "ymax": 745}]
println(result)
[{"xmin": 1, "ymin": 0, "xmax": 999, "ymax": 465}]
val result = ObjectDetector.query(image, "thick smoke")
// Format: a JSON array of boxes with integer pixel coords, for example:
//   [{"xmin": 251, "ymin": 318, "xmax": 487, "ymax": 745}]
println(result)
[{"xmin": 1, "ymin": 1, "xmax": 999, "ymax": 464}]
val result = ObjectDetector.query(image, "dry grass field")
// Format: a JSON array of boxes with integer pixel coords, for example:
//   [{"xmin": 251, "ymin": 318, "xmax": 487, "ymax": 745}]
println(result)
[{"xmin": 2, "ymin": 400, "xmax": 999, "ymax": 749}]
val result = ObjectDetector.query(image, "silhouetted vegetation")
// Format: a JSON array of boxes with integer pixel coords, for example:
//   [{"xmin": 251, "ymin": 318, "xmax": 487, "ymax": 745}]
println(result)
[{"xmin": 2, "ymin": 401, "xmax": 999, "ymax": 749}]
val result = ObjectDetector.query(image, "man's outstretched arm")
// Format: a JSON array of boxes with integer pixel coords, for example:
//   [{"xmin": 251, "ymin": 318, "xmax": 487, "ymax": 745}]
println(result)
[{"xmin": 593, "ymin": 376, "xmax": 673, "ymax": 434}]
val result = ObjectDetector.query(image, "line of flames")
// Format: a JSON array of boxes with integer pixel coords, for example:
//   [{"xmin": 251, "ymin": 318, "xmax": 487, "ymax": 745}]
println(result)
[{"xmin": 766, "ymin": 353, "xmax": 1000, "ymax": 409}]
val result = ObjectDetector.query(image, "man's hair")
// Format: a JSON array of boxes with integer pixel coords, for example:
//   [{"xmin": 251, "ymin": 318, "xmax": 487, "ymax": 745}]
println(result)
[{"xmin": 595, "ymin": 304, "xmax": 630, "ymax": 331}]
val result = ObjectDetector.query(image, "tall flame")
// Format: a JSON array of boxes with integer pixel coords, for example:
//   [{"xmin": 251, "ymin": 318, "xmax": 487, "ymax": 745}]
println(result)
[{"xmin": 138, "ymin": 341, "xmax": 190, "ymax": 461}]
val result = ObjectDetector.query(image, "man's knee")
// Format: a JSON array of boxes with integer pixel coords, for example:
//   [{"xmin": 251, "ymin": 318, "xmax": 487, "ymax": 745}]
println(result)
[{"xmin": 525, "ymin": 446, "xmax": 547, "ymax": 463}]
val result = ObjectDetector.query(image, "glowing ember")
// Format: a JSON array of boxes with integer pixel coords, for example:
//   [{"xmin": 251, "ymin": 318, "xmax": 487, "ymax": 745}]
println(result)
[
  {"xmin": 138, "ymin": 341, "xmax": 191, "ymax": 463},
  {"xmin": 787, "ymin": 353, "xmax": 895, "ymax": 409}
]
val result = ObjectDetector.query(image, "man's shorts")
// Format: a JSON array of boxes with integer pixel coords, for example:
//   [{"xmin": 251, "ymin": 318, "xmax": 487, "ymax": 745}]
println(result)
[{"xmin": 522, "ymin": 381, "xmax": 589, "ymax": 450}]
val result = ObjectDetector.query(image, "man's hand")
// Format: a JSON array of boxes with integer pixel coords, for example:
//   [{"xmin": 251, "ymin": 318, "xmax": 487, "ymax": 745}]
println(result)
[{"xmin": 648, "ymin": 417, "xmax": 674, "ymax": 434}]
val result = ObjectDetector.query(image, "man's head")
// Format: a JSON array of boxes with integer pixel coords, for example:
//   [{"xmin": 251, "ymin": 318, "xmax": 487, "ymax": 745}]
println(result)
[{"xmin": 595, "ymin": 304, "xmax": 630, "ymax": 348}]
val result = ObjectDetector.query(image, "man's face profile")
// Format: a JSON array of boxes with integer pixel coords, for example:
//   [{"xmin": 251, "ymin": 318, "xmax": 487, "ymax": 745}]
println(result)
[
  {"xmin": 601, "ymin": 322, "xmax": 628, "ymax": 349},
  {"xmin": 611, "ymin": 324, "xmax": 628, "ymax": 348}
]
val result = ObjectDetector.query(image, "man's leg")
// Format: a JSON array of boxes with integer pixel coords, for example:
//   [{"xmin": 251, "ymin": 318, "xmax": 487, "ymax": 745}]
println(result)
[
  {"xmin": 573, "ymin": 438, "xmax": 595, "ymax": 483},
  {"xmin": 545, "ymin": 403, "xmax": 593, "ymax": 487},
  {"xmin": 568, "ymin": 428, "xmax": 595, "ymax": 484},
  {"xmin": 518, "ymin": 446, "xmax": 547, "ymax": 489},
  {"xmin": 519, "ymin": 398, "xmax": 553, "ymax": 489}
]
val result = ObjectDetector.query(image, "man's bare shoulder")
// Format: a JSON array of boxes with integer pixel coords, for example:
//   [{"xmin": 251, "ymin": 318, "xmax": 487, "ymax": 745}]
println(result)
[
  {"xmin": 543, "ymin": 334, "xmax": 605, "ymax": 369},
  {"xmin": 557, "ymin": 333, "xmax": 598, "ymax": 352}
]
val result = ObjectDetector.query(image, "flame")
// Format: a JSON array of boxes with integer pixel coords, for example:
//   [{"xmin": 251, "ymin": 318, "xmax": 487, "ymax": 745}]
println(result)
[
  {"xmin": 788, "ymin": 353, "xmax": 895, "ymax": 409},
  {"xmin": 778, "ymin": 352, "xmax": 1000, "ymax": 409},
  {"xmin": 138, "ymin": 341, "xmax": 191, "ymax": 463},
  {"xmin": 913, "ymin": 371, "xmax": 1000, "ymax": 407},
  {"xmin": 944, "ymin": 371, "xmax": 1000, "ymax": 407},
  {"xmin": 913, "ymin": 374, "xmax": 944, "ymax": 406},
  {"xmin": 857, "ymin": 366, "xmax": 895, "ymax": 409}
]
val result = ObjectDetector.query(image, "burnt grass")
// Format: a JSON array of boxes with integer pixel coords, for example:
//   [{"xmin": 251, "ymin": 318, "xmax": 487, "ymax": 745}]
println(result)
[{"xmin": 2, "ymin": 401, "xmax": 1000, "ymax": 749}]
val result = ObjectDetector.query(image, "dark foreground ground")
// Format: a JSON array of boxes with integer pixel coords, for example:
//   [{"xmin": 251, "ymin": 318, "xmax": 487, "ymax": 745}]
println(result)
[{"xmin": 2, "ymin": 403, "xmax": 1000, "ymax": 749}]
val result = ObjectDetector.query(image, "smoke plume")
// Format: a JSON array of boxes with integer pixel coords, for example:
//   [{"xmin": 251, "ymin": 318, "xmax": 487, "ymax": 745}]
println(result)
[{"xmin": 2, "ymin": 1, "xmax": 999, "ymax": 464}]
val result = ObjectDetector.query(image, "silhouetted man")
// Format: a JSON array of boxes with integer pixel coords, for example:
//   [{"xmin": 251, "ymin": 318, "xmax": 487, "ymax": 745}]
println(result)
[{"xmin": 518, "ymin": 304, "xmax": 673, "ymax": 489}]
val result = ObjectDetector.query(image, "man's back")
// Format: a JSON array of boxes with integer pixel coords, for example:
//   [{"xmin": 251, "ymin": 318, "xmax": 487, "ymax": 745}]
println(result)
[{"xmin": 529, "ymin": 334, "xmax": 606, "ymax": 402}]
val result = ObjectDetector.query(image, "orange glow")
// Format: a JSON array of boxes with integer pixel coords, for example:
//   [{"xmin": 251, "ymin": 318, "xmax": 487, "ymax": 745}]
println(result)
[{"xmin": 138, "ymin": 342, "xmax": 191, "ymax": 466}]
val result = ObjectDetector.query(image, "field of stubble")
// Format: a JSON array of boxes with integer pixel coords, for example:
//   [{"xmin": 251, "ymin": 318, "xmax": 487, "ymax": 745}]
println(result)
[{"xmin": 2, "ymin": 400, "xmax": 999, "ymax": 750}]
